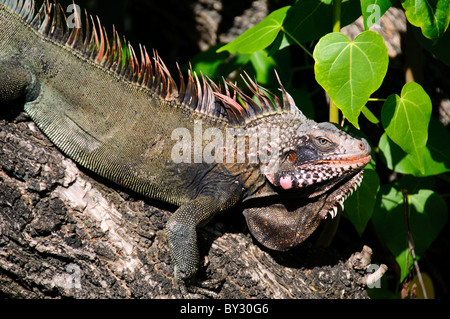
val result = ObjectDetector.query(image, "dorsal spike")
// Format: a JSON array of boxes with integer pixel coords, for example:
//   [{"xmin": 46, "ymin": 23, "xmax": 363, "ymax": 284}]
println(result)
[
  {"xmin": 274, "ymin": 71, "xmax": 301, "ymax": 115},
  {"xmin": 129, "ymin": 43, "xmax": 140, "ymax": 81},
  {"xmin": 103, "ymin": 26, "xmax": 117, "ymax": 69},
  {"xmin": 94, "ymin": 16, "xmax": 106, "ymax": 63},
  {"xmin": 193, "ymin": 72, "xmax": 203, "ymax": 112},
  {"xmin": 154, "ymin": 53, "xmax": 177, "ymax": 99},
  {"xmin": 30, "ymin": 1, "xmax": 45, "ymax": 28},
  {"xmin": 66, "ymin": 3, "xmax": 83, "ymax": 49},
  {"xmin": 87, "ymin": 15, "xmax": 99, "ymax": 59},
  {"xmin": 201, "ymin": 75, "xmax": 215, "ymax": 115},
  {"xmin": 183, "ymin": 69, "xmax": 198, "ymax": 107},
  {"xmin": 81, "ymin": 8, "xmax": 90, "ymax": 53},
  {"xmin": 112, "ymin": 30, "xmax": 123, "ymax": 73},
  {"xmin": 37, "ymin": 1, "xmax": 51, "ymax": 34},
  {"xmin": 177, "ymin": 63, "xmax": 186, "ymax": 102},
  {"xmin": 136, "ymin": 44, "xmax": 146, "ymax": 85}
]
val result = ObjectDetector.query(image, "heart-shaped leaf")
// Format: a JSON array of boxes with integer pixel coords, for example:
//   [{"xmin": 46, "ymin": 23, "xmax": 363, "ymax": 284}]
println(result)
[
  {"xmin": 217, "ymin": 6, "xmax": 290, "ymax": 54},
  {"xmin": 381, "ymin": 82, "xmax": 432, "ymax": 174},
  {"xmin": 313, "ymin": 31, "xmax": 388, "ymax": 128},
  {"xmin": 402, "ymin": 0, "xmax": 450, "ymax": 39},
  {"xmin": 379, "ymin": 118, "xmax": 450, "ymax": 176}
]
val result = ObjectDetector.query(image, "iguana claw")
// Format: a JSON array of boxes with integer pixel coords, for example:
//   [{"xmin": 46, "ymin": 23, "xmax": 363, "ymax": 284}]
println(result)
[{"xmin": 175, "ymin": 266, "xmax": 223, "ymax": 298}]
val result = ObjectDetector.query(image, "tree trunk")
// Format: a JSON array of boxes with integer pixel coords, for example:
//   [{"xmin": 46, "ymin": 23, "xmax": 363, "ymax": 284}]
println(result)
[{"xmin": 0, "ymin": 107, "xmax": 380, "ymax": 299}]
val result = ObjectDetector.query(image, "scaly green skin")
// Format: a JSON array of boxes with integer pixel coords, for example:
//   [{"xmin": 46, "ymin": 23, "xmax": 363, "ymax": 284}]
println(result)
[{"xmin": 0, "ymin": 0, "xmax": 371, "ymax": 297}]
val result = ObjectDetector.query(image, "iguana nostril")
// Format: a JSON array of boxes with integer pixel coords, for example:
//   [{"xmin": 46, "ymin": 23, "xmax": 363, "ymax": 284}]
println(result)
[{"xmin": 358, "ymin": 141, "xmax": 365, "ymax": 151}]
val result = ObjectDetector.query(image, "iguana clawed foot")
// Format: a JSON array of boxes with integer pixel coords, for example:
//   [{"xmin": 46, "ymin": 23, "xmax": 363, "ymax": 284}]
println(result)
[{"xmin": 174, "ymin": 266, "xmax": 224, "ymax": 299}]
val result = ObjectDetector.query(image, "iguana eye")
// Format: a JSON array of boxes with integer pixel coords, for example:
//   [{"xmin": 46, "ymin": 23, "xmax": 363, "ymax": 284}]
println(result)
[
  {"xmin": 287, "ymin": 151, "xmax": 297, "ymax": 163},
  {"xmin": 316, "ymin": 137, "xmax": 330, "ymax": 145}
]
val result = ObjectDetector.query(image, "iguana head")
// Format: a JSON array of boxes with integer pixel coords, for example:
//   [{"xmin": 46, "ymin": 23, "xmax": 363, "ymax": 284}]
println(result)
[
  {"xmin": 241, "ymin": 115, "xmax": 371, "ymax": 251},
  {"xmin": 213, "ymin": 74, "xmax": 371, "ymax": 251},
  {"xmin": 263, "ymin": 118, "xmax": 371, "ymax": 217}
]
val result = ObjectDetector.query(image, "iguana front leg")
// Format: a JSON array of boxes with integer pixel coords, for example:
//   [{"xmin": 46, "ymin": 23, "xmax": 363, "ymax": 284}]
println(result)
[{"xmin": 166, "ymin": 193, "xmax": 239, "ymax": 297}]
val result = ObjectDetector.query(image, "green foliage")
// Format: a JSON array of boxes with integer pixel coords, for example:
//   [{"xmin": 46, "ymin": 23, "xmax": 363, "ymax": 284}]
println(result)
[
  {"xmin": 401, "ymin": 0, "xmax": 450, "ymax": 39},
  {"xmin": 278, "ymin": 0, "xmax": 361, "ymax": 45},
  {"xmin": 361, "ymin": 0, "xmax": 396, "ymax": 29},
  {"xmin": 381, "ymin": 82, "xmax": 432, "ymax": 174},
  {"xmin": 342, "ymin": 168, "xmax": 380, "ymax": 235},
  {"xmin": 372, "ymin": 185, "xmax": 448, "ymax": 281},
  {"xmin": 217, "ymin": 6, "xmax": 289, "ymax": 55},
  {"xmin": 379, "ymin": 118, "xmax": 450, "ymax": 176},
  {"xmin": 190, "ymin": 0, "xmax": 450, "ymax": 297},
  {"xmin": 313, "ymin": 31, "xmax": 388, "ymax": 128}
]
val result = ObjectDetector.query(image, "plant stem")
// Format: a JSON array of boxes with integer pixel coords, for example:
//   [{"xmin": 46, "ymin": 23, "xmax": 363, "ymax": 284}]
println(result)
[
  {"xmin": 329, "ymin": 0, "xmax": 342, "ymax": 124},
  {"xmin": 282, "ymin": 28, "xmax": 314, "ymax": 59},
  {"xmin": 329, "ymin": 102, "xmax": 339, "ymax": 124},
  {"xmin": 402, "ymin": 190, "xmax": 428, "ymax": 299},
  {"xmin": 368, "ymin": 98, "xmax": 387, "ymax": 102},
  {"xmin": 333, "ymin": 0, "xmax": 342, "ymax": 33},
  {"xmin": 405, "ymin": 23, "xmax": 423, "ymax": 84}
]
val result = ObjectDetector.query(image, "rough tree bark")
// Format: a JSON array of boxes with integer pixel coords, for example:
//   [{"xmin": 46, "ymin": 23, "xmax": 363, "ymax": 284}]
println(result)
[{"xmin": 0, "ymin": 105, "xmax": 381, "ymax": 299}]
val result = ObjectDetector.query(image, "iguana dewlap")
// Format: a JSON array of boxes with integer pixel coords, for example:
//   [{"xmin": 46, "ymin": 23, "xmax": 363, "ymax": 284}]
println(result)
[{"xmin": 0, "ymin": 0, "xmax": 371, "ymax": 297}]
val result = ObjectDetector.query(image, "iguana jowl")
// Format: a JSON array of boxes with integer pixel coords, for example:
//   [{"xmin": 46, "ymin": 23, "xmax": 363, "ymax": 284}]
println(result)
[{"xmin": 0, "ymin": 0, "xmax": 371, "ymax": 296}]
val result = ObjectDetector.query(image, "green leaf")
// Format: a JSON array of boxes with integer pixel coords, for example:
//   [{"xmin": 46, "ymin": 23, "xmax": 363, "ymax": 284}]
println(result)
[
  {"xmin": 379, "ymin": 118, "xmax": 450, "ymax": 176},
  {"xmin": 381, "ymin": 82, "xmax": 432, "ymax": 174},
  {"xmin": 362, "ymin": 105, "xmax": 380, "ymax": 124},
  {"xmin": 282, "ymin": 0, "xmax": 332, "ymax": 44},
  {"xmin": 268, "ymin": 32, "xmax": 293, "ymax": 56},
  {"xmin": 372, "ymin": 186, "xmax": 448, "ymax": 281},
  {"xmin": 313, "ymin": 31, "xmax": 388, "ymax": 128},
  {"xmin": 188, "ymin": 44, "xmax": 234, "ymax": 78},
  {"xmin": 283, "ymin": 0, "xmax": 361, "ymax": 44},
  {"xmin": 401, "ymin": 0, "xmax": 450, "ymax": 39},
  {"xmin": 361, "ymin": 0, "xmax": 396, "ymax": 30},
  {"xmin": 343, "ymin": 168, "xmax": 380, "ymax": 236},
  {"xmin": 217, "ymin": 6, "xmax": 290, "ymax": 54},
  {"xmin": 249, "ymin": 50, "xmax": 278, "ymax": 85},
  {"xmin": 245, "ymin": 48, "xmax": 292, "ymax": 87}
]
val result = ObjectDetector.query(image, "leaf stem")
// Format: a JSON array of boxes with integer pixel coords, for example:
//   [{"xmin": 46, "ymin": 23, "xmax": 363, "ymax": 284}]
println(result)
[
  {"xmin": 281, "ymin": 27, "xmax": 314, "ymax": 59},
  {"xmin": 333, "ymin": 0, "xmax": 342, "ymax": 33},
  {"xmin": 329, "ymin": 0, "xmax": 342, "ymax": 124},
  {"xmin": 368, "ymin": 98, "xmax": 387, "ymax": 102},
  {"xmin": 405, "ymin": 23, "xmax": 423, "ymax": 84},
  {"xmin": 402, "ymin": 189, "xmax": 428, "ymax": 299}
]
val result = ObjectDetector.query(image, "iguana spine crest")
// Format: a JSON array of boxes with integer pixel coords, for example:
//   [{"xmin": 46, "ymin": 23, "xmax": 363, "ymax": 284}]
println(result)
[{"xmin": 2, "ymin": 0, "xmax": 303, "ymax": 126}]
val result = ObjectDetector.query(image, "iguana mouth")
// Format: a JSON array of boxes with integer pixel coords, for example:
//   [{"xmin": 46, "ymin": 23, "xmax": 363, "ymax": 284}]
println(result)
[
  {"xmin": 316, "ymin": 154, "xmax": 372, "ymax": 165},
  {"xmin": 242, "ymin": 168, "xmax": 366, "ymax": 251},
  {"xmin": 264, "ymin": 152, "xmax": 369, "ymax": 220},
  {"xmin": 268, "ymin": 153, "xmax": 370, "ymax": 191}
]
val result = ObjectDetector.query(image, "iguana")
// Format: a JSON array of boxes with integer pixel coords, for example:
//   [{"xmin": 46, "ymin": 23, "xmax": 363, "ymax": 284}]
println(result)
[{"xmin": 0, "ymin": 0, "xmax": 371, "ymax": 297}]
